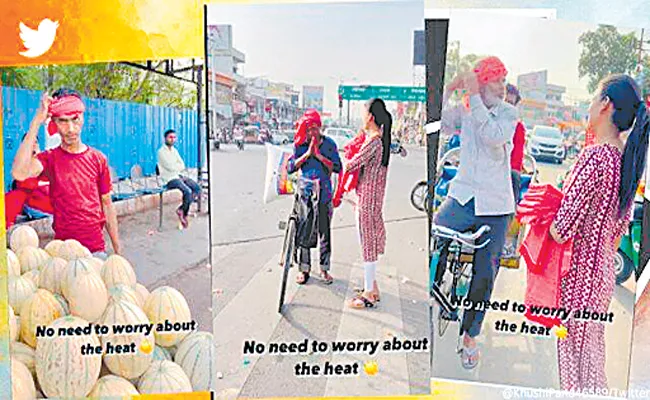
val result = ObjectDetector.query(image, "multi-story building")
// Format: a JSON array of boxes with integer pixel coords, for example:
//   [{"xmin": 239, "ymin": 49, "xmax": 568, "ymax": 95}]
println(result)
[{"xmin": 516, "ymin": 70, "xmax": 567, "ymax": 129}]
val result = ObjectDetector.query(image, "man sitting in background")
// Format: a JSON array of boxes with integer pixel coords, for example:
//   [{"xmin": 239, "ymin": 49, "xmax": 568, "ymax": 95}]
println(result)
[{"xmin": 157, "ymin": 129, "xmax": 201, "ymax": 228}]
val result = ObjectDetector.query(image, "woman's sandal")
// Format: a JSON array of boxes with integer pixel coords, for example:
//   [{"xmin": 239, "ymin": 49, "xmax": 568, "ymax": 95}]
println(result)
[
  {"xmin": 348, "ymin": 294, "xmax": 376, "ymax": 309},
  {"xmin": 460, "ymin": 345, "xmax": 480, "ymax": 370},
  {"xmin": 296, "ymin": 272, "xmax": 310, "ymax": 285},
  {"xmin": 353, "ymin": 287, "xmax": 380, "ymax": 302}
]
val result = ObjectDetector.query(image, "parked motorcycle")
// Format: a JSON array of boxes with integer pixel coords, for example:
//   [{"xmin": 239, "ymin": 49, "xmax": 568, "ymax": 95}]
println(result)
[{"xmin": 390, "ymin": 140, "xmax": 408, "ymax": 157}]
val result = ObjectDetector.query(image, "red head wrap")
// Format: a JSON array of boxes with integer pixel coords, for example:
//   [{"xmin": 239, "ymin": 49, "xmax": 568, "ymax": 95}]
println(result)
[
  {"xmin": 473, "ymin": 56, "xmax": 508, "ymax": 86},
  {"xmin": 294, "ymin": 109, "xmax": 322, "ymax": 146},
  {"xmin": 47, "ymin": 95, "xmax": 85, "ymax": 136}
]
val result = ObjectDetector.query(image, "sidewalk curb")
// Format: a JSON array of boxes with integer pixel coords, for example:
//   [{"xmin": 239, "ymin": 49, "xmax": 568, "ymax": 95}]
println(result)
[{"xmin": 14, "ymin": 190, "xmax": 183, "ymax": 239}]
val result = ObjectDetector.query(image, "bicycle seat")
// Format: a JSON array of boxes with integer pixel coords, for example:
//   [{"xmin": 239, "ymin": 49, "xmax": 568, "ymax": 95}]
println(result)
[{"xmin": 431, "ymin": 224, "xmax": 491, "ymax": 244}]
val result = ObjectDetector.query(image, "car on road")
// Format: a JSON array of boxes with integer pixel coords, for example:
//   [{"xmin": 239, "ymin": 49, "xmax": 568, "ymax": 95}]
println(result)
[
  {"xmin": 527, "ymin": 125, "xmax": 566, "ymax": 164},
  {"xmin": 324, "ymin": 127, "xmax": 356, "ymax": 151},
  {"xmin": 271, "ymin": 131, "xmax": 291, "ymax": 145},
  {"xmin": 243, "ymin": 126, "xmax": 261, "ymax": 144}
]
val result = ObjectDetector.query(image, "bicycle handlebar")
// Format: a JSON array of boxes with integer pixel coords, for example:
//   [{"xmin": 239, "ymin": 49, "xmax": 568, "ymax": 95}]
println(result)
[{"xmin": 431, "ymin": 223, "xmax": 491, "ymax": 249}]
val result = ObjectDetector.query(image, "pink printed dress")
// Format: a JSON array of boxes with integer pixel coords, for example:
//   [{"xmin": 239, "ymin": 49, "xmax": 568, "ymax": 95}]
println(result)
[
  {"xmin": 553, "ymin": 144, "xmax": 630, "ymax": 391},
  {"xmin": 344, "ymin": 134, "xmax": 387, "ymax": 263}
]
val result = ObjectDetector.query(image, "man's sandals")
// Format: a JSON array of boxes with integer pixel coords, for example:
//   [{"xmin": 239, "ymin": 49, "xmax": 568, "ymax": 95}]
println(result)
[{"xmin": 296, "ymin": 271, "xmax": 333, "ymax": 285}]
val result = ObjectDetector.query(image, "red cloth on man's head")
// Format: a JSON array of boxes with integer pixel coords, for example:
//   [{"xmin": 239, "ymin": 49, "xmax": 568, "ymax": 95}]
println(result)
[
  {"xmin": 294, "ymin": 109, "xmax": 322, "ymax": 146},
  {"xmin": 473, "ymin": 56, "xmax": 508, "ymax": 85},
  {"xmin": 47, "ymin": 95, "xmax": 85, "ymax": 136}
]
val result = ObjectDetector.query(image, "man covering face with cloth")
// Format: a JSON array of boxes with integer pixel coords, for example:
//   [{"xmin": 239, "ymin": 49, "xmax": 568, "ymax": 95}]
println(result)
[
  {"xmin": 12, "ymin": 89, "xmax": 121, "ymax": 259},
  {"xmin": 434, "ymin": 56, "xmax": 518, "ymax": 369}
]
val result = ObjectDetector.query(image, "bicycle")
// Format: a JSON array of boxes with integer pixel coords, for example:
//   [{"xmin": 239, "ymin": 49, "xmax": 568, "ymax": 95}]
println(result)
[
  {"xmin": 277, "ymin": 178, "xmax": 320, "ymax": 314},
  {"xmin": 428, "ymin": 223, "xmax": 491, "ymax": 359}
]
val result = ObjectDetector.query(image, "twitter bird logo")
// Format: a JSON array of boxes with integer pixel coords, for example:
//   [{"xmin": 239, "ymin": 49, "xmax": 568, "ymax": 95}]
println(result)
[{"xmin": 19, "ymin": 19, "xmax": 59, "ymax": 58}]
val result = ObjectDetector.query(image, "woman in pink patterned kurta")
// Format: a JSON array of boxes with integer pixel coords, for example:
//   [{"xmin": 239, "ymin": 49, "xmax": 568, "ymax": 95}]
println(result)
[
  {"xmin": 550, "ymin": 74, "xmax": 649, "ymax": 391},
  {"xmin": 345, "ymin": 98, "xmax": 393, "ymax": 309}
]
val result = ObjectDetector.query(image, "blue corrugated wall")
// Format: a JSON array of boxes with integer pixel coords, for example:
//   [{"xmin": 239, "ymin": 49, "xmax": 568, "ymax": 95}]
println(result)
[{"xmin": 2, "ymin": 87, "xmax": 202, "ymax": 191}]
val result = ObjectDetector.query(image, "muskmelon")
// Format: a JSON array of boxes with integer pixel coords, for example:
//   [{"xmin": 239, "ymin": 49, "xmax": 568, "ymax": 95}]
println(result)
[
  {"xmin": 152, "ymin": 345, "xmax": 172, "ymax": 362},
  {"xmin": 135, "ymin": 283, "xmax": 150, "ymax": 306},
  {"xmin": 19, "ymin": 289, "xmax": 64, "ymax": 348},
  {"xmin": 101, "ymin": 254, "xmax": 137, "ymax": 290},
  {"xmin": 22, "ymin": 269, "xmax": 40, "ymax": 288},
  {"xmin": 17, "ymin": 246, "xmax": 49, "ymax": 273},
  {"xmin": 7, "ymin": 249, "xmax": 21, "ymax": 277},
  {"xmin": 58, "ymin": 239, "xmax": 92, "ymax": 261},
  {"xmin": 52, "ymin": 293, "xmax": 70, "ymax": 316},
  {"xmin": 63, "ymin": 258, "xmax": 108, "ymax": 322},
  {"xmin": 38, "ymin": 257, "xmax": 67, "ymax": 295},
  {"xmin": 11, "ymin": 341, "xmax": 36, "ymax": 377},
  {"xmin": 99, "ymin": 299, "xmax": 154, "ymax": 379},
  {"xmin": 88, "ymin": 257, "xmax": 104, "ymax": 275},
  {"xmin": 10, "ymin": 225, "xmax": 39, "ymax": 252},
  {"xmin": 137, "ymin": 360, "xmax": 193, "ymax": 394},
  {"xmin": 88, "ymin": 374, "xmax": 140, "ymax": 397},
  {"xmin": 11, "ymin": 356, "xmax": 36, "ymax": 400},
  {"xmin": 108, "ymin": 284, "xmax": 142, "ymax": 307},
  {"xmin": 174, "ymin": 331, "xmax": 214, "ymax": 391},
  {"xmin": 9, "ymin": 305, "xmax": 19, "ymax": 342},
  {"xmin": 35, "ymin": 316, "xmax": 102, "ymax": 398},
  {"xmin": 143, "ymin": 287, "xmax": 192, "ymax": 347},
  {"xmin": 8, "ymin": 275, "xmax": 37, "ymax": 315},
  {"xmin": 44, "ymin": 239, "xmax": 64, "ymax": 257}
]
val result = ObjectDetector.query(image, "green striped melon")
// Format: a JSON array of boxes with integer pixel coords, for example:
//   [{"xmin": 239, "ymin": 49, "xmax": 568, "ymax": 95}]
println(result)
[
  {"xmin": 38, "ymin": 257, "xmax": 68, "ymax": 295},
  {"xmin": 8, "ymin": 275, "xmax": 37, "ymax": 315},
  {"xmin": 99, "ymin": 299, "xmax": 154, "ymax": 379},
  {"xmin": 17, "ymin": 246, "xmax": 49, "ymax": 273},
  {"xmin": 174, "ymin": 331, "xmax": 214, "ymax": 391},
  {"xmin": 108, "ymin": 284, "xmax": 142, "ymax": 307},
  {"xmin": 19, "ymin": 289, "xmax": 64, "ymax": 348},
  {"xmin": 152, "ymin": 345, "xmax": 172, "ymax": 362},
  {"xmin": 11, "ymin": 356, "xmax": 36, "ymax": 400},
  {"xmin": 137, "ymin": 360, "xmax": 192, "ymax": 394},
  {"xmin": 101, "ymin": 254, "xmax": 137, "ymax": 290},
  {"xmin": 9, "ymin": 305, "xmax": 19, "ymax": 342},
  {"xmin": 58, "ymin": 239, "xmax": 92, "ymax": 261},
  {"xmin": 22, "ymin": 269, "xmax": 41, "ymax": 288},
  {"xmin": 52, "ymin": 293, "xmax": 70, "ymax": 316},
  {"xmin": 35, "ymin": 316, "xmax": 102, "ymax": 398},
  {"xmin": 44, "ymin": 239, "xmax": 64, "ymax": 257},
  {"xmin": 63, "ymin": 258, "xmax": 108, "ymax": 322},
  {"xmin": 11, "ymin": 341, "xmax": 36, "ymax": 378},
  {"xmin": 135, "ymin": 283, "xmax": 150, "ymax": 306},
  {"xmin": 88, "ymin": 257, "xmax": 104, "ymax": 275},
  {"xmin": 10, "ymin": 225, "xmax": 39, "ymax": 252},
  {"xmin": 7, "ymin": 249, "xmax": 21, "ymax": 277},
  {"xmin": 88, "ymin": 374, "xmax": 140, "ymax": 397},
  {"xmin": 143, "ymin": 287, "xmax": 192, "ymax": 347}
]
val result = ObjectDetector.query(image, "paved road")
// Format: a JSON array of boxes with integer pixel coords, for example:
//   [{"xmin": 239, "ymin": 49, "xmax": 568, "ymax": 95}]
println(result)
[
  {"xmin": 210, "ymin": 143, "xmax": 430, "ymax": 398},
  {"xmin": 430, "ymin": 157, "xmax": 636, "ymax": 396}
]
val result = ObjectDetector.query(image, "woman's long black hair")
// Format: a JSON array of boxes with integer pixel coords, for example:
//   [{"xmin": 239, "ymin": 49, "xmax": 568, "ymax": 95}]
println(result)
[
  {"xmin": 367, "ymin": 98, "xmax": 393, "ymax": 167},
  {"xmin": 598, "ymin": 74, "xmax": 649, "ymax": 217}
]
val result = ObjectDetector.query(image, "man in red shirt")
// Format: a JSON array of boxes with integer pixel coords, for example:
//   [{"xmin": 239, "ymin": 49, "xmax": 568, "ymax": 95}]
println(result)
[
  {"xmin": 505, "ymin": 83, "xmax": 526, "ymax": 204},
  {"xmin": 12, "ymin": 89, "xmax": 121, "ymax": 258}
]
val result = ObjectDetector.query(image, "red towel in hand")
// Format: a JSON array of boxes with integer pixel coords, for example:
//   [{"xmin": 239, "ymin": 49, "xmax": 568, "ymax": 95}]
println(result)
[
  {"xmin": 516, "ymin": 184, "xmax": 573, "ymax": 328},
  {"xmin": 5, "ymin": 178, "xmax": 54, "ymax": 229},
  {"xmin": 333, "ymin": 131, "xmax": 366, "ymax": 208}
]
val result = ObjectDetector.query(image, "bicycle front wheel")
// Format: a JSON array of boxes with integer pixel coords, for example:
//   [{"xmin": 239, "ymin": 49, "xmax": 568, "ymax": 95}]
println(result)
[
  {"xmin": 278, "ymin": 217, "xmax": 297, "ymax": 314},
  {"xmin": 411, "ymin": 181, "xmax": 428, "ymax": 212}
]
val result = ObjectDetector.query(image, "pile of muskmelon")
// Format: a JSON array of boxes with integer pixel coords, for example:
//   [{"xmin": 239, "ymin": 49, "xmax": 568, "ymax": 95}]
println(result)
[{"xmin": 7, "ymin": 225, "xmax": 213, "ymax": 399}]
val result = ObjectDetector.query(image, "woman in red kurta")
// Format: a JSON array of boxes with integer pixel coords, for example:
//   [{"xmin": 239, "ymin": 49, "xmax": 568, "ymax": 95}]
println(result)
[
  {"xmin": 550, "ymin": 74, "xmax": 649, "ymax": 391},
  {"xmin": 345, "ymin": 98, "xmax": 392, "ymax": 309}
]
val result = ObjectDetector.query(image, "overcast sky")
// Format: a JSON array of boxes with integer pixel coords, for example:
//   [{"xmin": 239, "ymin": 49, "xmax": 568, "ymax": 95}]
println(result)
[
  {"xmin": 444, "ymin": 10, "xmax": 641, "ymax": 102},
  {"xmin": 207, "ymin": 0, "xmax": 424, "ymax": 115}
]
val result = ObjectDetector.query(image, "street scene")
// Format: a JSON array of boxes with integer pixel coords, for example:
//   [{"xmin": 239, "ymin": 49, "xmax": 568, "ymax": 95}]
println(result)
[
  {"xmin": 2, "ymin": 60, "xmax": 212, "ymax": 397},
  {"xmin": 207, "ymin": 1, "xmax": 430, "ymax": 397},
  {"xmin": 426, "ymin": 10, "xmax": 646, "ymax": 396}
]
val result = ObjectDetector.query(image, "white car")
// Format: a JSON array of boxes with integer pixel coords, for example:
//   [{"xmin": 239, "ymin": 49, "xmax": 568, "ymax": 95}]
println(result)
[
  {"xmin": 527, "ymin": 125, "xmax": 566, "ymax": 164},
  {"xmin": 324, "ymin": 128, "xmax": 356, "ymax": 151},
  {"xmin": 271, "ymin": 131, "xmax": 290, "ymax": 145}
]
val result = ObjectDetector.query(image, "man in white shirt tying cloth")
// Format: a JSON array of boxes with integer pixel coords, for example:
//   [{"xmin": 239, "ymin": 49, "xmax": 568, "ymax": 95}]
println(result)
[
  {"xmin": 434, "ymin": 56, "xmax": 518, "ymax": 370},
  {"xmin": 157, "ymin": 129, "xmax": 201, "ymax": 228}
]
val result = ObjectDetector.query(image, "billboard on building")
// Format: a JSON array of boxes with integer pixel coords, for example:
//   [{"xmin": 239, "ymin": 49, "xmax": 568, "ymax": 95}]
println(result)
[
  {"xmin": 207, "ymin": 25, "xmax": 232, "ymax": 56},
  {"xmin": 517, "ymin": 70, "xmax": 548, "ymax": 102},
  {"xmin": 302, "ymin": 85, "xmax": 324, "ymax": 111}
]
